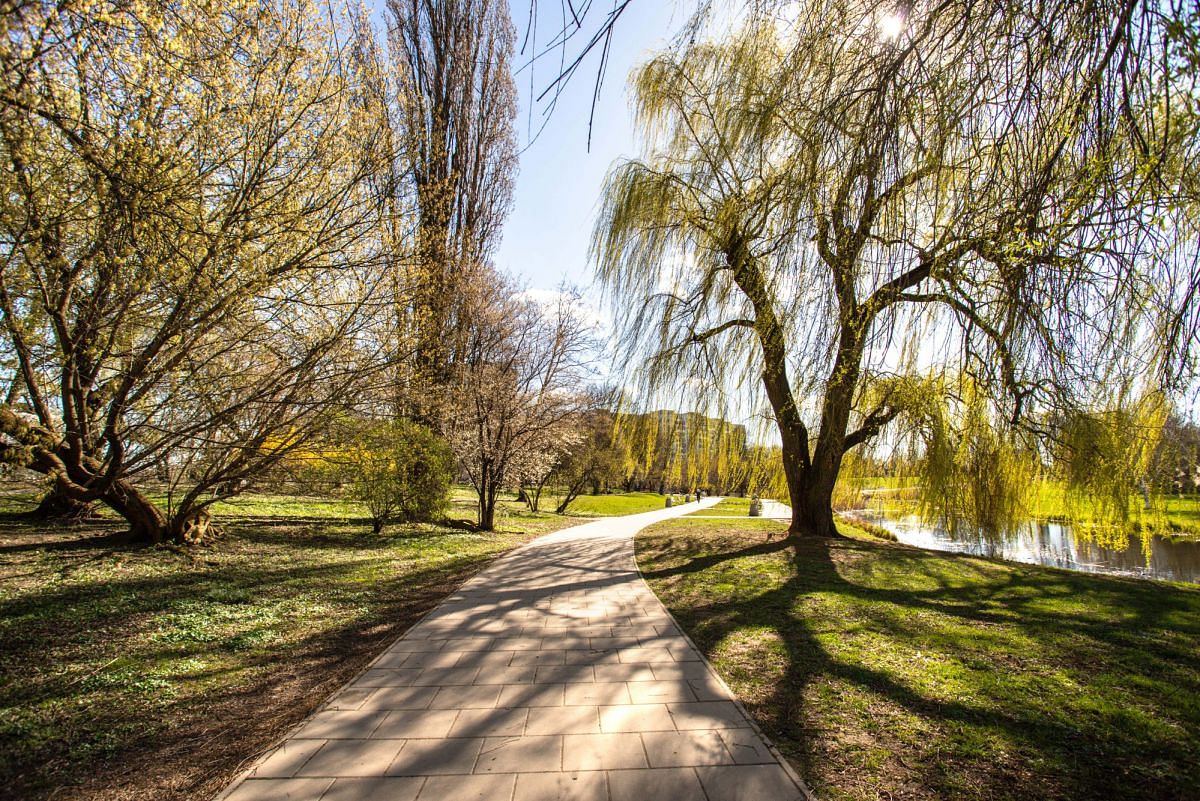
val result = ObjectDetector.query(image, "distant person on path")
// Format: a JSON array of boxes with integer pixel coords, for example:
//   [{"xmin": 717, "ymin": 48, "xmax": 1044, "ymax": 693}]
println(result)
[{"xmin": 696, "ymin": 489, "xmax": 702, "ymax": 503}]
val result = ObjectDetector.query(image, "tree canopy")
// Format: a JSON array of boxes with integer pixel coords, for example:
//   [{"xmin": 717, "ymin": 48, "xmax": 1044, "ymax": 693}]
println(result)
[{"xmin": 595, "ymin": 0, "xmax": 1199, "ymax": 537}]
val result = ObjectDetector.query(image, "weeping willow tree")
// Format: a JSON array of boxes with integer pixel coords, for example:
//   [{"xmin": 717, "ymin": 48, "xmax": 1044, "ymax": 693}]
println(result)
[
  {"xmin": 612, "ymin": 408, "xmax": 749, "ymax": 493},
  {"xmin": 594, "ymin": 0, "xmax": 1197, "ymax": 539},
  {"xmin": 890, "ymin": 376, "xmax": 1043, "ymax": 537}
]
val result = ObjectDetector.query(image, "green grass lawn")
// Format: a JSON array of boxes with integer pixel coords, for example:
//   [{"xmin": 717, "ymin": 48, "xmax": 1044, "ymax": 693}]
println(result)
[
  {"xmin": 687, "ymin": 496, "xmax": 752, "ymax": 515},
  {"xmin": 557, "ymin": 491, "xmax": 669, "ymax": 516},
  {"xmin": 0, "ymin": 492, "xmax": 578, "ymax": 801},
  {"xmin": 637, "ymin": 517, "xmax": 1200, "ymax": 801}
]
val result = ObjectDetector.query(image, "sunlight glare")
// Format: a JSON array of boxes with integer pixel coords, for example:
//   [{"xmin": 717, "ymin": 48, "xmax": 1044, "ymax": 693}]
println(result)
[{"xmin": 878, "ymin": 12, "xmax": 905, "ymax": 42}]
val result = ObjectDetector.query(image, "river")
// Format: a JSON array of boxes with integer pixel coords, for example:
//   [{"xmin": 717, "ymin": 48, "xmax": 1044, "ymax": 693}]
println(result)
[{"xmin": 858, "ymin": 512, "xmax": 1200, "ymax": 584}]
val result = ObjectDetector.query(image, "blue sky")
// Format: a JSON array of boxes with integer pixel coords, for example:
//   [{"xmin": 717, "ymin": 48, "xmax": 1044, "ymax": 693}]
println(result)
[{"xmin": 495, "ymin": 1, "xmax": 689, "ymax": 293}]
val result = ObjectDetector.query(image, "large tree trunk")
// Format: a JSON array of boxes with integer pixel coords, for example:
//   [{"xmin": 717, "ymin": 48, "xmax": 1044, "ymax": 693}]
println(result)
[
  {"xmin": 731, "ymin": 237, "xmax": 866, "ymax": 540},
  {"xmin": 789, "ymin": 472, "xmax": 839, "ymax": 539},
  {"xmin": 480, "ymin": 488, "xmax": 497, "ymax": 531},
  {"xmin": 478, "ymin": 472, "xmax": 498, "ymax": 531},
  {"xmin": 0, "ymin": 409, "xmax": 169, "ymax": 543},
  {"xmin": 101, "ymin": 481, "xmax": 169, "ymax": 544}
]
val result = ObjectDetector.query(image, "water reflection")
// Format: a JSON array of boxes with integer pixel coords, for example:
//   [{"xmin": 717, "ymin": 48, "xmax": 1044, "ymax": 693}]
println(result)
[{"xmin": 863, "ymin": 513, "xmax": 1200, "ymax": 584}]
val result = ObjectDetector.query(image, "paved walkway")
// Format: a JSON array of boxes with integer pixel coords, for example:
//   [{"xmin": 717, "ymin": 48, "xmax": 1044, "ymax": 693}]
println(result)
[
  {"xmin": 217, "ymin": 499, "xmax": 809, "ymax": 801},
  {"xmin": 759, "ymin": 500, "xmax": 792, "ymax": 520}
]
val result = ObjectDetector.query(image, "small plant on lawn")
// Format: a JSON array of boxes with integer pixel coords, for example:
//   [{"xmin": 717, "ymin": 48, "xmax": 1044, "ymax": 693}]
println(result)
[{"xmin": 329, "ymin": 419, "xmax": 453, "ymax": 533}]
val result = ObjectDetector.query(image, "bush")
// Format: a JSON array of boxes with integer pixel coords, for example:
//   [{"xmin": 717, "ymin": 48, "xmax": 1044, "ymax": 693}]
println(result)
[{"xmin": 336, "ymin": 419, "xmax": 453, "ymax": 533}]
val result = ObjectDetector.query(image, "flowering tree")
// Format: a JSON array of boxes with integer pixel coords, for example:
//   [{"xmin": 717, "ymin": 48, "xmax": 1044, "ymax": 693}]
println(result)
[{"xmin": 445, "ymin": 280, "xmax": 593, "ymax": 529}]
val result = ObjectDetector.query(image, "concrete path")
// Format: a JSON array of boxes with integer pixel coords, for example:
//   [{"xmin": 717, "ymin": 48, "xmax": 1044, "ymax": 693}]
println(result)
[
  {"xmin": 758, "ymin": 500, "xmax": 792, "ymax": 520},
  {"xmin": 217, "ymin": 499, "xmax": 809, "ymax": 801}
]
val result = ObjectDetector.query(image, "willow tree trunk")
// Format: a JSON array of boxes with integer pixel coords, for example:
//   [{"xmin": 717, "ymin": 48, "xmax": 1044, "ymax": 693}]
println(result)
[{"xmin": 734, "ymin": 236, "xmax": 866, "ymax": 540}]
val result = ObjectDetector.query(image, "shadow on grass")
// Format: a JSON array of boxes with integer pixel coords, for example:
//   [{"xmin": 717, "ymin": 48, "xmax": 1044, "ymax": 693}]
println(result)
[
  {"xmin": 640, "ymin": 531, "xmax": 1200, "ymax": 801},
  {"xmin": 0, "ymin": 518, "xmax": 521, "ymax": 801}
]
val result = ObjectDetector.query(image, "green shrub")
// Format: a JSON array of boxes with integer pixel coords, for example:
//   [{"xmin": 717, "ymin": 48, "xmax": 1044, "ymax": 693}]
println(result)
[{"xmin": 336, "ymin": 419, "xmax": 453, "ymax": 533}]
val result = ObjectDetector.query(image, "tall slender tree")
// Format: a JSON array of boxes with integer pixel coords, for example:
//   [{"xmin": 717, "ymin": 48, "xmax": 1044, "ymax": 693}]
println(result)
[{"xmin": 387, "ymin": 0, "xmax": 519, "ymax": 387}]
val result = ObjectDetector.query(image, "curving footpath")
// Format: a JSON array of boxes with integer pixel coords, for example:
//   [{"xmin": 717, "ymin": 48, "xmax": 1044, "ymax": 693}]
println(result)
[{"xmin": 216, "ymin": 499, "xmax": 810, "ymax": 801}]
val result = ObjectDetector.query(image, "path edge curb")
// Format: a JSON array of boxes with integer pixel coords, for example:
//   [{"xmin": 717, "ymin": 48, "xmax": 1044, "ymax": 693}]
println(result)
[{"xmin": 631, "ymin": 520, "xmax": 819, "ymax": 801}]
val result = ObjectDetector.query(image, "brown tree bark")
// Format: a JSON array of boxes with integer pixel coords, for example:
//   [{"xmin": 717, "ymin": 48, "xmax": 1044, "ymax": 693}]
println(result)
[{"xmin": 26, "ymin": 486, "xmax": 95, "ymax": 522}]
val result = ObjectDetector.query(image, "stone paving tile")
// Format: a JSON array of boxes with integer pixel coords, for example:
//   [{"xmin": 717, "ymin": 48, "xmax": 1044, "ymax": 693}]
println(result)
[
  {"xmin": 472, "ymin": 665, "xmax": 536, "ymax": 684},
  {"xmin": 512, "ymin": 771, "xmax": 608, "ymax": 801},
  {"xmin": 427, "ymin": 685, "xmax": 502, "ymax": 709},
  {"xmin": 322, "ymin": 689, "xmax": 374, "ymax": 711},
  {"xmin": 651, "ymin": 662, "xmax": 713, "ymax": 681},
  {"xmin": 668, "ymin": 701, "xmax": 748, "ymax": 730},
  {"xmin": 416, "ymin": 773, "xmax": 515, "ymax": 801},
  {"xmin": 249, "ymin": 740, "xmax": 327, "ymax": 778},
  {"xmin": 498, "ymin": 683, "xmax": 566, "ymax": 708},
  {"xmin": 718, "ymin": 728, "xmax": 779, "ymax": 764},
  {"xmin": 218, "ymin": 500, "xmax": 807, "ymax": 801},
  {"xmin": 525, "ymin": 705, "xmax": 600, "ymax": 735},
  {"xmin": 592, "ymin": 663, "xmax": 656, "ymax": 683},
  {"xmin": 409, "ymin": 667, "xmax": 480, "ymax": 686},
  {"xmin": 564, "ymin": 649, "xmax": 617, "ymax": 665},
  {"xmin": 399, "ymin": 650, "xmax": 463, "ymax": 669},
  {"xmin": 455, "ymin": 651, "xmax": 517, "ymax": 669},
  {"xmin": 561, "ymin": 733, "xmax": 647, "ymax": 770},
  {"xmin": 370, "ymin": 710, "xmax": 459, "ymax": 739},
  {"xmin": 358, "ymin": 687, "xmax": 437, "ymax": 711},
  {"xmin": 442, "ymin": 637, "xmax": 495, "ymax": 651},
  {"xmin": 222, "ymin": 778, "xmax": 334, "ymax": 801},
  {"xmin": 626, "ymin": 680, "xmax": 698, "ymax": 704},
  {"xmin": 598, "ymin": 703, "xmax": 676, "ymax": 733},
  {"xmin": 510, "ymin": 650, "xmax": 567, "ymax": 667},
  {"xmin": 292, "ymin": 711, "xmax": 387, "ymax": 740},
  {"xmin": 606, "ymin": 767, "xmax": 706, "ymax": 800},
  {"xmin": 475, "ymin": 735, "xmax": 563, "ymax": 773},
  {"xmin": 319, "ymin": 777, "xmax": 424, "ymax": 801},
  {"xmin": 563, "ymin": 682, "xmax": 631, "ymax": 706},
  {"xmin": 350, "ymin": 668, "xmax": 421, "ymax": 688},
  {"xmin": 641, "ymin": 730, "xmax": 736, "ymax": 767},
  {"xmin": 448, "ymin": 707, "xmax": 529, "ymax": 737},
  {"xmin": 385, "ymin": 738, "xmax": 483, "ymax": 776},
  {"xmin": 696, "ymin": 764, "xmax": 807, "ymax": 800},
  {"xmin": 387, "ymin": 640, "xmax": 444, "ymax": 653},
  {"xmin": 532, "ymin": 665, "xmax": 595, "ymax": 683},
  {"xmin": 295, "ymin": 739, "xmax": 404, "ymax": 777}
]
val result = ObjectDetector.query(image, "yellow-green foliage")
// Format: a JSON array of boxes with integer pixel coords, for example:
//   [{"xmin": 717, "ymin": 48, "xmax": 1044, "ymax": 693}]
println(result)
[
  {"xmin": 900, "ymin": 377, "xmax": 1040, "ymax": 537},
  {"xmin": 1054, "ymin": 391, "xmax": 1169, "ymax": 543}
]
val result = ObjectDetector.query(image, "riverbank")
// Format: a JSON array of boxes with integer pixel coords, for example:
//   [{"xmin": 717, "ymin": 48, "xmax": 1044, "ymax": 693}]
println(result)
[{"xmin": 636, "ymin": 517, "xmax": 1200, "ymax": 801}]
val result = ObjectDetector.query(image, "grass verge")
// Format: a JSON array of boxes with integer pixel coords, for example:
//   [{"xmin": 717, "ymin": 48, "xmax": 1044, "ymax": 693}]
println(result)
[
  {"xmin": 559, "ymin": 491, "xmax": 668, "ymax": 516},
  {"xmin": 636, "ymin": 517, "xmax": 1200, "ymax": 801},
  {"xmin": 687, "ymin": 496, "xmax": 752, "ymax": 516},
  {"xmin": 0, "ymin": 493, "xmax": 578, "ymax": 801}
]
